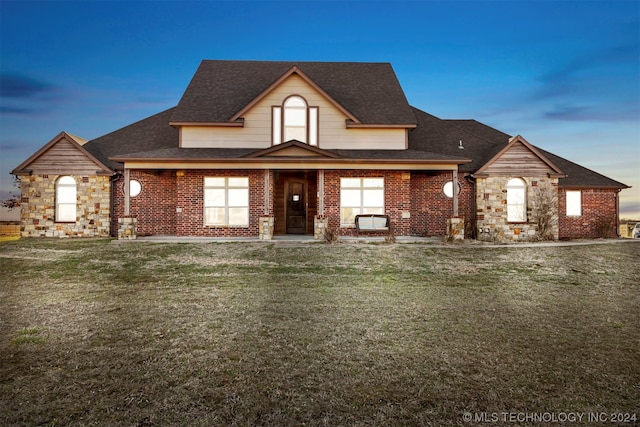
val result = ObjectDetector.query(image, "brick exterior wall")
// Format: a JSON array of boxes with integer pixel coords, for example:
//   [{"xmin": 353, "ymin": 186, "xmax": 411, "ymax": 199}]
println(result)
[
  {"xmin": 101, "ymin": 169, "xmax": 619, "ymax": 240},
  {"xmin": 175, "ymin": 169, "xmax": 266, "ymax": 237},
  {"xmin": 410, "ymin": 172, "xmax": 474, "ymax": 237},
  {"xmin": 112, "ymin": 170, "xmax": 177, "ymax": 236},
  {"xmin": 19, "ymin": 174, "xmax": 111, "ymax": 237},
  {"xmin": 558, "ymin": 188, "xmax": 619, "ymax": 239},
  {"xmin": 323, "ymin": 170, "xmax": 412, "ymax": 236}
]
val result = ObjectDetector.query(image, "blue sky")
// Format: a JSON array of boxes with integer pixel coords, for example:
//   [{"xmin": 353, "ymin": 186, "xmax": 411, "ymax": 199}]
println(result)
[{"xmin": 1, "ymin": 0, "xmax": 639, "ymax": 218}]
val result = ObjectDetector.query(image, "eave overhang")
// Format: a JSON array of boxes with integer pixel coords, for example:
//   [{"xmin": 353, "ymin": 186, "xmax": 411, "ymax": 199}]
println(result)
[
  {"xmin": 169, "ymin": 119, "xmax": 245, "ymax": 128},
  {"xmin": 111, "ymin": 157, "xmax": 472, "ymax": 171}
]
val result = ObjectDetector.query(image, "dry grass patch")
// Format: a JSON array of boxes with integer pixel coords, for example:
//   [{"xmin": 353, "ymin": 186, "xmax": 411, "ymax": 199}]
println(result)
[{"xmin": 1, "ymin": 238, "xmax": 638, "ymax": 426}]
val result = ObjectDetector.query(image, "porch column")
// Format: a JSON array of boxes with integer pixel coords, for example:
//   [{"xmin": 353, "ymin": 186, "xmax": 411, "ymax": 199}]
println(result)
[
  {"xmin": 452, "ymin": 167, "xmax": 459, "ymax": 217},
  {"xmin": 447, "ymin": 166, "xmax": 464, "ymax": 240},
  {"xmin": 119, "ymin": 167, "xmax": 137, "ymax": 240},
  {"xmin": 314, "ymin": 170, "xmax": 328, "ymax": 240},
  {"xmin": 259, "ymin": 169, "xmax": 274, "ymax": 240},
  {"xmin": 264, "ymin": 169, "xmax": 270, "ymax": 215},
  {"xmin": 318, "ymin": 169, "xmax": 325, "ymax": 215},
  {"xmin": 124, "ymin": 168, "xmax": 131, "ymax": 216}
]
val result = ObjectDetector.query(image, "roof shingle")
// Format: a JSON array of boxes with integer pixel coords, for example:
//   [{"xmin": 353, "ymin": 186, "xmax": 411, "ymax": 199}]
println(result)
[{"xmin": 170, "ymin": 60, "xmax": 417, "ymax": 125}]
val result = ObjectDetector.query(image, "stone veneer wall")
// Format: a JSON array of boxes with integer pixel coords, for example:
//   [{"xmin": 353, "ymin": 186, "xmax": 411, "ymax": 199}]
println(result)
[
  {"xmin": 20, "ymin": 174, "xmax": 111, "ymax": 237},
  {"xmin": 476, "ymin": 176, "xmax": 559, "ymax": 242}
]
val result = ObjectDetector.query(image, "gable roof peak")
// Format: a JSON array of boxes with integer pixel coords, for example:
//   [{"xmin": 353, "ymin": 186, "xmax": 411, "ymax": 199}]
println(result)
[
  {"xmin": 475, "ymin": 133, "xmax": 566, "ymax": 177},
  {"xmin": 12, "ymin": 131, "xmax": 112, "ymax": 175},
  {"xmin": 170, "ymin": 60, "xmax": 416, "ymax": 126}
]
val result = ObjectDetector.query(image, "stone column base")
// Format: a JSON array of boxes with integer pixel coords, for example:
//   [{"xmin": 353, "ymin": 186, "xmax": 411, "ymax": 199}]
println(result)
[
  {"xmin": 259, "ymin": 216, "xmax": 274, "ymax": 240},
  {"xmin": 118, "ymin": 217, "xmax": 138, "ymax": 240},
  {"xmin": 314, "ymin": 217, "xmax": 328, "ymax": 240},
  {"xmin": 447, "ymin": 217, "xmax": 464, "ymax": 240}
]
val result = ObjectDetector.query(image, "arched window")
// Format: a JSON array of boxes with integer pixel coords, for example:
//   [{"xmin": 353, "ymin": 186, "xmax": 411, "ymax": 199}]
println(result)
[
  {"xmin": 507, "ymin": 178, "xmax": 527, "ymax": 222},
  {"xmin": 272, "ymin": 95, "xmax": 318, "ymax": 146},
  {"xmin": 56, "ymin": 176, "xmax": 76, "ymax": 222},
  {"xmin": 283, "ymin": 96, "xmax": 307, "ymax": 143}
]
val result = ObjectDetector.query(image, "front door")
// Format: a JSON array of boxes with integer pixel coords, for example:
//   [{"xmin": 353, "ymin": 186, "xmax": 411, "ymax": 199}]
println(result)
[{"xmin": 286, "ymin": 179, "xmax": 306, "ymax": 234}]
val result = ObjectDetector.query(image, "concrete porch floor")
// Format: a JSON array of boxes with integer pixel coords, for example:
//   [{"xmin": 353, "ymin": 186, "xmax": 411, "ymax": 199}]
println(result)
[{"xmin": 130, "ymin": 234, "xmax": 442, "ymax": 244}]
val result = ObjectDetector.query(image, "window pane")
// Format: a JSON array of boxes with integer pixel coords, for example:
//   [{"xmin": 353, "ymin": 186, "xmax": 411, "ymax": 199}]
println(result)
[
  {"xmin": 284, "ymin": 126, "xmax": 306, "ymax": 142},
  {"xmin": 228, "ymin": 208, "xmax": 249, "ymax": 226},
  {"xmin": 508, "ymin": 205, "xmax": 526, "ymax": 222},
  {"xmin": 57, "ymin": 204, "xmax": 76, "ymax": 222},
  {"xmin": 309, "ymin": 107, "xmax": 318, "ymax": 146},
  {"xmin": 58, "ymin": 176, "xmax": 75, "ymax": 185},
  {"xmin": 362, "ymin": 207, "xmax": 384, "ymax": 215},
  {"xmin": 341, "ymin": 178, "xmax": 361, "ymax": 188},
  {"xmin": 205, "ymin": 207, "xmax": 226, "ymax": 225},
  {"xmin": 273, "ymin": 107, "xmax": 282, "ymax": 145},
  {"xmin": 228, "ymin": 188, "xmax": 248, "ymax": 206},
  {"xmin": 566, "ymin": 191, "xmax": 581, "ymax": 216},
  {"xmin": 363, "ymin": 189, "xmax": 384, "ymax": 207},
  {"xmin": 58, "ymin": 186, "xmax": 76, "ymax": 203},
  {"xmin": 228, "ymin": 177, "xmax": 249, "ymax": 187},
  {"xmin": 341, "ymin": 189, "xmax": 361, "ymax": 207},
  {"xmin": 340, "ymin": 207, "xmax": 358, "ymax": 225},
  {"xmin": 508, "ymin": 189, "xmax": 525, "ymax": 205},
  {"xmin": 284, "ymin": 96, "xmax": 306, "ymax": 108},
  {"xmin": 204, "ymin": 189, "xmax": 225, "ymax": 207},
  {"xmin": 285, "ymin": 108, "xmax": 306, "ymax": 126},
  {"xmin": 204, "ymin": 177, "xmax": 225, "ymax": 187},
  {"xmin": 363, "ymin": 178, "xmax": 383, "ymax": 188}
]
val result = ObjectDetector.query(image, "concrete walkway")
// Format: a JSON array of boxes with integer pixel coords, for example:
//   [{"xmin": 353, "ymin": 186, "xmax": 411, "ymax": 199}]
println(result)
[{"xmin": 119, "ymin": 234, "xmax": 640, "ymax": 248}]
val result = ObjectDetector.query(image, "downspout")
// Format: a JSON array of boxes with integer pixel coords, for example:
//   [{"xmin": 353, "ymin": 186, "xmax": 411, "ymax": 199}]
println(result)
[{"xmin": 615, "ymin": 189, "xmax": 621, "ymax": 237}]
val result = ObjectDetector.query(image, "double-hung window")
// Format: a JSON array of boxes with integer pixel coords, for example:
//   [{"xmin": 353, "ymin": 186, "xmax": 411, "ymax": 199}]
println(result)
[
  {"xmin": 340, "ymin": 178, "xmax": 384, "ymax": 226},
  {"xmin": 507, "ymin": 178, "xmax": 527, "ymax": 222},
  {"xmin": 56, "ymin": 176, "xmax": 76, "ymax": 222},
  {"xmin": 204, "ymin": 177, "xmax": 249, "ymax": 227}
]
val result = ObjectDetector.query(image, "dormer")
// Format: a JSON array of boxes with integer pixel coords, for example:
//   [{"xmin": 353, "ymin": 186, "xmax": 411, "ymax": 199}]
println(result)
[{"xmin": 170, "ymin": 60, "xmax": 417, "ymax": 151}]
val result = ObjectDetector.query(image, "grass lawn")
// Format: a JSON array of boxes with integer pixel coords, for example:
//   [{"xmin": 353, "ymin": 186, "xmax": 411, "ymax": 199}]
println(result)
[{"xmin": 1, "ymin": 239, "xmax": 639, "ymax": 426}]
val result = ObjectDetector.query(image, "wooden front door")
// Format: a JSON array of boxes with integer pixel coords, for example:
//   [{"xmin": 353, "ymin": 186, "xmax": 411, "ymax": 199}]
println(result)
[{"xmin": 286, "ymin": 179, "xmax": 306, "ymax": 234}]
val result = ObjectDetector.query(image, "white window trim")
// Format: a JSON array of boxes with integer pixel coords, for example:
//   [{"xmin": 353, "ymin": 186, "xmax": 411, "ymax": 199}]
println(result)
[
  {"xmin": 272, "ymin": 95, "xmax": 319, "ymax": 146},
  {"xmin": 204, "ymin": 177, "xmax": 250, "ymax": 227},
  {"xmin": 566, "ymin": 190, "xmax": 582, "ymax": 216},
  {"xmin": 56, "ymin": 176, "xmax": 77, "ymax": 223},
  {"xmin": 507, "ymin": 178, "xmax": 527, "ymax": 223},
  {"xmin": 339, "ymin": 177, "xmax": 385, "ymax": 227}
]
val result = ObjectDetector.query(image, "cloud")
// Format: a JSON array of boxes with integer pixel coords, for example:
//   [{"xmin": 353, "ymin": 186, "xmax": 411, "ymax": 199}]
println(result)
[
  {"xmin": 0, "ymin": 141, "xmax": 27, "ymax": 152},
  {"xmin": 0, "ymin": 73, "xmax": 64, "ymax": 116},
  {"xmin": 0, "ymin": 73, "xmax": 57, "ymax": 98},
  {"xmin": 0, "ymin": 105, "xmax": 33, "ymax": 114},
  {"xmin": 544, "ymin": 103, "xmax": 640, "ymax": 122},
  {"xmin": 532, "ymin": 43, "xmax": 640, "ymax": 122}
]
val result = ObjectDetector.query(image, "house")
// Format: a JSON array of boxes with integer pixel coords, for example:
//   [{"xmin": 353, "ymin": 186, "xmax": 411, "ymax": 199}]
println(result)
[{"xmin": 11, "ymin": 60, "xmax": 629, "ymax": 241}]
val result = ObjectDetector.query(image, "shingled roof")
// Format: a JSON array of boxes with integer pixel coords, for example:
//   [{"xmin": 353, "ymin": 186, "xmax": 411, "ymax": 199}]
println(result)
[
  {"xmin": 408, "ymin": 107, "xmax": 509, "ymax": 172},
  {"xmin": 84, "ymin": 108, "xmax": 178, "ymax": 170},
  {"xmin": 170, "ymin": 60, "xmax": 417, "ymax": 125},
  {"xmin": 76, "ymin": 60, "xmax": 627, "ymax": 191}
]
